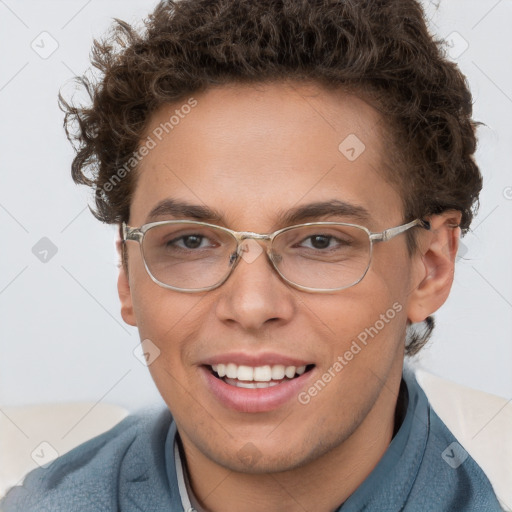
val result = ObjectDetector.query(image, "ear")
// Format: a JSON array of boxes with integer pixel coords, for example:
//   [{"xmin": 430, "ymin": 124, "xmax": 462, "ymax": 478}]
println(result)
[
  {"xmin": 116, "ymin": 226, "xmax": 137, "ymax": 327},
  {"xmin": 407, "ymin": 210, "xmax": 462, "ymax": 323}
]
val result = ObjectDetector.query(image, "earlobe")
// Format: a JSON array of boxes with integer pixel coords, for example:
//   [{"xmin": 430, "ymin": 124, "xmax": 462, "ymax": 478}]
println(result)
[
  {"xmin": 407, "ymin": 211, "xmax": 462, "ymax": 323},
  {"xmin": 118, "ymin": 265, "xmax": 137, "ymax": 326}
]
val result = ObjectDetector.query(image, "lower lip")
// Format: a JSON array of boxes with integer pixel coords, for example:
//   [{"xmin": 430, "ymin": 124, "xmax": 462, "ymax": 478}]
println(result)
[{"xmin": 200, "ymin": 366, "xmax": 314, "ymax": 413}]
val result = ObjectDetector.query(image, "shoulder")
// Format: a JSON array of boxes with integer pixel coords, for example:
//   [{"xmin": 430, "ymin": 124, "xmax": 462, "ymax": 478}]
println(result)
[
  {"xmin": 407, "ymin": 368, "xmax": 509, "ymax": 511},
  {"xmin": 0, "ymin": 406, "xmax": 174, "ymax": 512}
]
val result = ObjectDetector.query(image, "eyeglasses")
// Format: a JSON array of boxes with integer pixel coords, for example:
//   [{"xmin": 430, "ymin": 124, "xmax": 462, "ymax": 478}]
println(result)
[{"xmin": 122, "ymin": 218, "xmax": 430, "ymax": 293}]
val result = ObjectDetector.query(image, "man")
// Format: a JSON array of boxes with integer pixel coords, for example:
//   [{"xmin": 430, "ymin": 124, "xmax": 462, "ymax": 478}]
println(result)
[{"xmin": 1, "ymin": 0, "xmax": 504, "ymax": 510}]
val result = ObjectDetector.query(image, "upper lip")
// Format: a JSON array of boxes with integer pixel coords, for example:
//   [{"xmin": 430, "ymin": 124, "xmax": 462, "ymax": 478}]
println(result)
[{"xmin": 201, "ymin": 352, "xmax": 314, "ymax": 367}]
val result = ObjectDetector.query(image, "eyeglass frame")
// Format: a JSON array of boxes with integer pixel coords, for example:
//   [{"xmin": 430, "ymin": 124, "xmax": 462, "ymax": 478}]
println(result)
[{"xmin": 121, "ymin": 218, "xmax": 431, "ymax": 293}]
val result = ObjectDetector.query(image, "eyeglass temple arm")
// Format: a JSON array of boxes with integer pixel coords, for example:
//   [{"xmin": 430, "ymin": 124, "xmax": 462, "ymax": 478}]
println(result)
[
  {"xmin": 370, "ymin": 218, "xmax": 431, "ymax": 243},
  {"xmin": 122, "ymin": 222, "xmax": 143, "ymax": 242}
]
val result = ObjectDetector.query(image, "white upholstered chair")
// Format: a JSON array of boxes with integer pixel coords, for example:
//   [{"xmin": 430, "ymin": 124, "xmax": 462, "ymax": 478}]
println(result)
[{"xmin": 0, "ymin": 402, "xmax": 129, "ymax": 499}]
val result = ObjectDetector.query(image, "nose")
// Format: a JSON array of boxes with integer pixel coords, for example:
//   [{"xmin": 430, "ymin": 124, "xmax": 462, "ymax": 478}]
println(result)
[{"xmin": 214, "ymin": 239, "xmax": 295, "ymax": 331}]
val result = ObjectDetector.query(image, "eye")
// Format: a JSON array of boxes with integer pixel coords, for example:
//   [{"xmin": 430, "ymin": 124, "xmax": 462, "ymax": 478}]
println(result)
[
  {"xmin": 170, "ymin": 234, "xmax": 213, "ymax": 250},
  {"xmin": 303, "ymin": 235, "xmax": 333, "ymax": 250},
  {"xmin": 299, "ymin": 234, "xmax": 349, "ymax": 250}
]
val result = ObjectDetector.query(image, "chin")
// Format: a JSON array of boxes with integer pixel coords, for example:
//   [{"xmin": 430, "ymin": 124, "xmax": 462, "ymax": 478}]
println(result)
[{"xmin": 200, "ymin": 425, "xmax": 353, "ymax": 475}]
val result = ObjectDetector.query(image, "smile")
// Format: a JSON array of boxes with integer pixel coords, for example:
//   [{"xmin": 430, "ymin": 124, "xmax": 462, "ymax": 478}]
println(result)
[
  {"xmin": 210, "ymin": 363, "xmax": 310, "ymax": 388},
  {"xmin": 201, "ymin": 361, "xmax": 316, "ymax": 412}
]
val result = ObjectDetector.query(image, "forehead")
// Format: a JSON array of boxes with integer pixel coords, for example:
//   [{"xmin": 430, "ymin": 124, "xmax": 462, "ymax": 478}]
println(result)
[{"xmin": 131, "ymin": 82, "xmax": 403, "ymax": 230}]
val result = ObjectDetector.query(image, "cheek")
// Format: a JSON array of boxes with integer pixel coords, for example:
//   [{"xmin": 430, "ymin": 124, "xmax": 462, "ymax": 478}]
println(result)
[
  {"xmin": 132, "ymin": 287, "xmax": 210, "ymax": 412},
  {"xmin": 127, "ymin": 241, "xmax": 203, "ymax": 339},
  {"xmin": 371, "ymin": 242, "xmax": 414, "ymax": 297},
  {"xmin": 296, "ymin": 289, "xmax": 407, "ymax": 429},
  {"xmin": 305, "ymin": 259, "xmax": 410, "ymax": 387},
  {"xmin": 128, "ymin": 263, "xmax": 198, "ymax": 367},
  {"xmin": 132, "ymin": 284, "xmax": 203, "ymax": 351},
  {"xmin": 315, "ymin": 278, "xmax": 406, "ymax": 347}
]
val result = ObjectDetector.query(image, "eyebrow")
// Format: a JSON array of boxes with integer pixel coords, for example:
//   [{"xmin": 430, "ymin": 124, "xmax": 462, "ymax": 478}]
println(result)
[
  {"xmin": 277, "ymin": 200, "xmax": 371, "ymax": 225},
  {"xmin": 145, "ymin": 198, "xmax": 371, "ymax": 226},
  {"xmin": 146, "ymin": 199, "xmax": 224, "ymax": 223}
]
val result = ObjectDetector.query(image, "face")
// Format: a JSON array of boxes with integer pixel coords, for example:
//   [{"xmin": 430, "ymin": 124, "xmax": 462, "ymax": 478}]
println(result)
[{"xmin": 119, "ymin": 82, "xmax": 428, "ymax": 474}]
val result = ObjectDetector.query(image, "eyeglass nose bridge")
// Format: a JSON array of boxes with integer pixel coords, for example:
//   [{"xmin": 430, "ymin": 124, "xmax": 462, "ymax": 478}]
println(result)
[
  {"xmin": 235, "ymin": 231, "xmax": 273, "ymax": 242},
  {"xmin": 233, "ymin": 231, "xmax": 274, "ymax": 255},
  {"xmin": 229, "ymin": 231, "xmax": 281, "ymax": 266}
]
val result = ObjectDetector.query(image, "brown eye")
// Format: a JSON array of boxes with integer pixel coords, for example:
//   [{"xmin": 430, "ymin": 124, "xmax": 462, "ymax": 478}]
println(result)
[
  {"xmin": 177, "ymin": 235, "xmax": 204, "ymax": 249},
  {"xmin": 308, "ymin": 235, "xmax": 332, "ymax": 249}
]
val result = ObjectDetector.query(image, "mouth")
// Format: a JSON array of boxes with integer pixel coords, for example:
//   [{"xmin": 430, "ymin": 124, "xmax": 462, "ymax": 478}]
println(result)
[
  {"xmin": 209, "ymin": 363, "xmax": 315, "ymax": 388},
  {"xmin": 200, "ymin": 361, "xmax": 316, "ymax": 413}
]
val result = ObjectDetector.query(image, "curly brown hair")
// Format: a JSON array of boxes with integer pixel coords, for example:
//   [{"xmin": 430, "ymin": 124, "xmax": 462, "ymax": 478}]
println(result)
[{"xmin": 59, "ymin": 0, "xmax": 482, "ymax": 355}]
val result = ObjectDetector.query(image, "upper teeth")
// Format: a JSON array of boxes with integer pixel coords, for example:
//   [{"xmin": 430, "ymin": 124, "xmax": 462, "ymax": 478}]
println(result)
[{"xmin": 212, "ymin": 363, "xmax": 307, "ymax": 381}]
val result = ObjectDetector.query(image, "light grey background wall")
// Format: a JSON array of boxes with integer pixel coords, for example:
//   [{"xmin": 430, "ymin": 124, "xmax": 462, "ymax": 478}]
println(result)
[{"xmin": 1, "ymin": 0, "xmax": 511, "ymax": 414}]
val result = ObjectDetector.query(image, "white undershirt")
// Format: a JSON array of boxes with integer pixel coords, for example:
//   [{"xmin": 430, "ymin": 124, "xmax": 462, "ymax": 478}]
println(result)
[
  {"xmin": 174, "ymin": 440, "xmax": 210, "ymax": 512},
  {"xmin": 174, "ymin": 440, "xmax": 197, "ymax": 512}
]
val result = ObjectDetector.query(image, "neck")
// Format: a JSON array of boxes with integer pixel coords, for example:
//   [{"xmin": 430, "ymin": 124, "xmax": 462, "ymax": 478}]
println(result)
[{"xmin": 178, "ymin": 370, "xmax": 405, "ymax": 512}]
